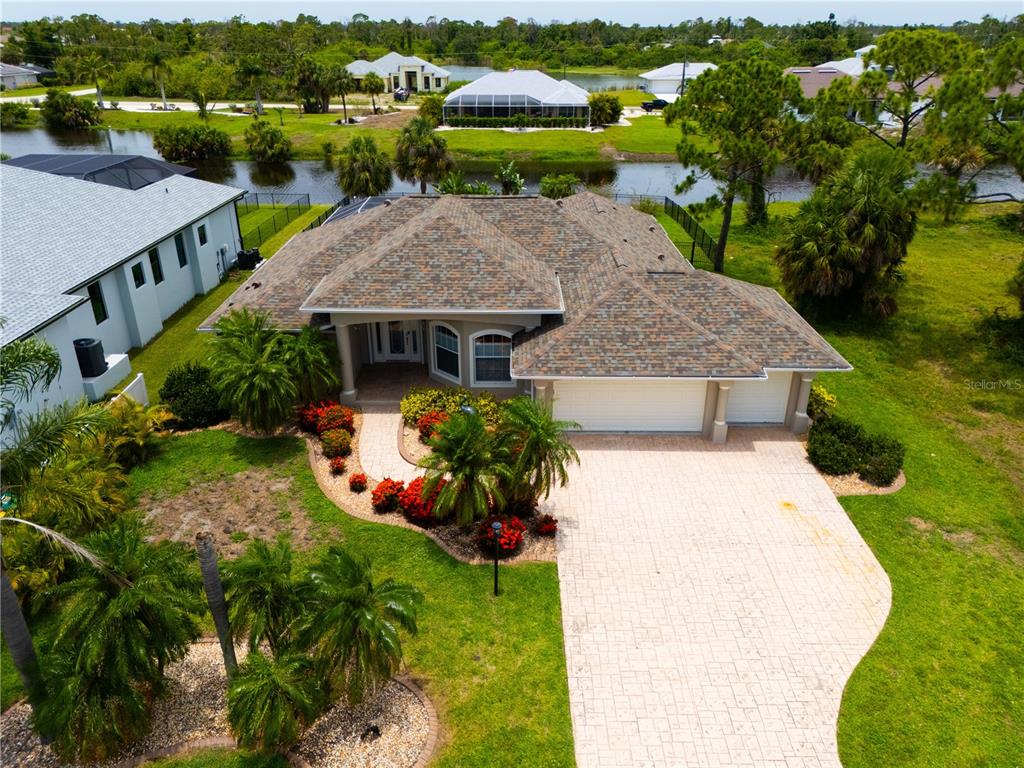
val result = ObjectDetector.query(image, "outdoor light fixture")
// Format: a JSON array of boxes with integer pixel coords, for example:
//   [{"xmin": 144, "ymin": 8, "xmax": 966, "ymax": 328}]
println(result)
[
  {"xmin": 491, "ymin": 520, "xmax": 502, "ymax": 596},
  {"xmin": 460, "ymin": 404, "xmax": 477, "ymax": 416}
]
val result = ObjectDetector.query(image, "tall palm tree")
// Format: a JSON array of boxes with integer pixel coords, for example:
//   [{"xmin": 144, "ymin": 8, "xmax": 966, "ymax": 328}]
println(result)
[
  {"xmin": 335, "ymin": 67, "xmax": 355, "ymax": 122},
  {"xmin": 237, "ymin": 56, "xmax": 265, "ymax": 115},
  {"xmin": 76, "ymin": 51, "xmax": 110, "ymax": 109},
  {"xmin": 223, "ymin": 538, "xmax": 301, "ymax": 658},
  {"xmin": 394, "ymin": 116, "xmax": 455, "ymax": 193},
  {"xmin": 299, "ymin": 546, "xmax": 421, "ymax": 705},
  {"xmin": 419, "ymin": 410, "xmax": 512, "ymax": 525},
  {"xmin": 196, "ymin": 532, "xmax": 237, "ymax": 675},
  {"xmin": 282, "ymin": 326, "xmax": 339, "ymax": 402},
  {"xmin": 144, "ymin": 47, "xmax": 173, "ymax": 111},
  {"xmin": 336, "ymin": 135, "xmax": 392, "ymax": 199},
  {"xmin": 227, "ymin": 650, "xmax": 319, "ymax": 754},
  {"xmin": 362, "ymin": 71, "xmax": 385, "ymax": 113},
  {"xmin": 499, "ymin": 396, "xmax": 580, "ymax": 506}
]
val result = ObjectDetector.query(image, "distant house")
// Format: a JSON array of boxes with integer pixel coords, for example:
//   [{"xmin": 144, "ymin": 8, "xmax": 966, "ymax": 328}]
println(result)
[
  {"xmin": 346, "ymin": 52, "xmax": 449, "ymax": 93},
  {"xmin": 784, "ymin": 65, "xmax": 853, "ymax": 99},
  {"xmin": 442, "ymin": 70, "xmax": 591, "ymax": 122},
  {"xmin": 0, "ymin": 158, "xmax": 245, "ymax": 428},
  {"xmin": 0, "ymin": 63, "xmax": 42, "ymax": 90},
  {"xmin": 638, "ymin": 62, "xmax": 718, "ymax": 100}
]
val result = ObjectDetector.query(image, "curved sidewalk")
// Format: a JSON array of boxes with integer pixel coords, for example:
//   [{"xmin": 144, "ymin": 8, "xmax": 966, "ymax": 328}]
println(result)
[{"xmin": 357, "ymin": 403, "xmax": 421, "ymax": 484}]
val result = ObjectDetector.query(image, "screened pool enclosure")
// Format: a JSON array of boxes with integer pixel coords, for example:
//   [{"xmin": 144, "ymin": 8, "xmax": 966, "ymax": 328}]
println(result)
[
  {"xmin": 442, "ymin": 93, "xmax": 591, "ymax": 120},
  {"xmin": 442, "ymin": 70, "xmax": 591, "ymax": 123}
]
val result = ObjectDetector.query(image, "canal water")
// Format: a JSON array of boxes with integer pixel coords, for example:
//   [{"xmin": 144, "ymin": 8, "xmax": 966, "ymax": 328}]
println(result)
[{"xmin": 2, "ymin": 127, "xmax": 1022, "ymax": 206}]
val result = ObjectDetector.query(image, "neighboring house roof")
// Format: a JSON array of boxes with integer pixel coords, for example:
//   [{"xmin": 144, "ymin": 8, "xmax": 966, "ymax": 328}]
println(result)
[
  {"xmin": 0, "ymin": 164, "xmax": 244, "ymax": 344},
  {"xmin": 854, "ymin": 45, "xmax": 876, "ymax": 57},
  {"xmin": 19, "ymin": 63, "xmax": 55, "ymax": 76},
  {"xmin": 346, "ymin": 52, "xmax": 449, "ymax": 79},
  {"xmin": 204, "ymin": 193, "xmax": 849, "ymax": 380},
  {"xmin": 784, "ymin": 66, "xmax": 853, "ymax": 99},
  {"xmin": 0, "ymin": 290, "xmax": 86, "ymax": 346},
  {"xmin": 4, "ymin": 154, "xmax": 194, "ymax": 190},
  {"xmin": 444, "ymin": 70, "xmax": 590, "ymax": 106},
  {"xmin": 817, "ymin": 57, "xmax": 865, "ymax": 77},
  {"xmin": 0, "ymin": 62, "xmax": 36, "ymax": 76},
  {"xmin": 639, "ymin": 62, "xmax": 718, "ymax": 81}
]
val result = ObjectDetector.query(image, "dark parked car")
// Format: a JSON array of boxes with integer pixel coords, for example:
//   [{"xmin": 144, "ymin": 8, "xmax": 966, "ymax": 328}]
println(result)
[
  {"xmin": 393, "ymin": 88, "xmax": 410, "ymax": 102},
  {"xmin": 641, "ymin": 98, "xmax": 669, "ymax": 112}
]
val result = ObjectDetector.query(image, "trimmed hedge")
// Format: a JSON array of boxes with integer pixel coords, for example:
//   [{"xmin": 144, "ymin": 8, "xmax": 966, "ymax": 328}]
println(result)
[
  {"xmin": 159, "ymin": 362, "xmax": 228, "ymax": 428},
  {"xmin": 445, "ymin": 115, "xmax": 589, "ymax": 129},
  {"xmin": 806, "ymin": 416, "xmax": 905, "ymax": 486},
  {"xmin": 400, "ymin": 387, "xmax": 501, "ymax": 427}
]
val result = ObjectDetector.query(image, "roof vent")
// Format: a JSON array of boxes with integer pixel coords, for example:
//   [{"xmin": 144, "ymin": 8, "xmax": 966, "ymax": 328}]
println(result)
[
  {"xmin": 649, "ymin": 225, "xmax": 656, "ymax": 232},
  {"xmin": 658, "ymin": 254, "xmax": 666, "ymax": 261},
  {"xmin": 555, "ymin": 199, "xmax": 563, "ymax": 207},
  {"xmin": 384, "ymin": 200, "xmax": 392, "ymax": 207}
]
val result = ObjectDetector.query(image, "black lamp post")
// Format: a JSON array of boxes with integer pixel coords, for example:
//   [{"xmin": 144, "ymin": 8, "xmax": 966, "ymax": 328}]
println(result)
[{"xmin": 491, "ymin": 520, "xmax": 502, "ymax": 596}]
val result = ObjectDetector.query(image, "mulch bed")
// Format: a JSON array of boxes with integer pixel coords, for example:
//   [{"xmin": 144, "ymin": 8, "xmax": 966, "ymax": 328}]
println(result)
[{"xmin": 821, "ymin": 470, "xmax": 906, "ymax": 496}]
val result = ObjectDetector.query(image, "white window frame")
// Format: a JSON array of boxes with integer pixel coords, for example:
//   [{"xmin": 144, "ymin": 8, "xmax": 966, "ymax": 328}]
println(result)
[
  {"xmin": 470, "ymin": 329, "xmax": 515, "ymax": 388},
  {"xmin": 430, "ymin": 321, "xmax": 461, "ymax": 385}
]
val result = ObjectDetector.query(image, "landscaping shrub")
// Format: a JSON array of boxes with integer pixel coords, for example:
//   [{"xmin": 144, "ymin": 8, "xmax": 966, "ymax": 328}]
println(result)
[
  {"xmin": 535, "ymin": 514, "xmax": 558, "ymax": 537},
  {"xmin": 152, "ymin": 124, "xmax": 231, "ymax": 163},
  {"xmin": 298, "ymin": 400, "xmax": 339, "ymax": 432},
  {"xmin": 159, "ymin": 362, "xmax": 228, "ymax": 428},
  {"xmin": 320, "ymin": 428, "xmax": 352, "ymax": 458},
  {"xmin": 476, "ymin": 514, "xmax": 526, "ymax": 557},
  {"xmin": 807, "ymin": 383, "xmax": 838, "ymax": 421},
  {"xmin": 858, "ymin": 434, "xmax": 906, "ymax": 486},
  {"xmin": 245, "ymin": 118, "xmax": 293, "ymax": 162},
  {"xmin": 40, "ymin": 89, "xmax": 100, "ymax": 129},
  {"xmin": 101, "ymin": 398, "xmax": 171, "ymax": 469},
  {"xmin": 416, "ymin": 410, "xmax": 449, "ymax": 442},
  {"xmin": 329, "ymin": 457, "xmax": 346, "ymax": 475},
  {"xmin": 0, "ymin": 101, "xmax": 32, "ymax": 128},
  {"xmin": 316, "ymin": 405, "xmax": 355, "ymax": 436},
  {"xmin": 349, "ymin": 473, "xmax": 368, "ymax": 492},
  {"xmin": 806, "ymin": 417, "xmax": 865, "ymax": 475},
  {"xmin": 588, "ymin": 92, "xmax": 623, "ymax": 125},
  {"xmin": 631, "ymin": 197, "xmax": 661, "ymax": 215},
  {"xmin": 400, "ymin": 387, "xmax": 501, "ymax": 427},
  {"xmin": 446, "ymin": 115, "xmax": 588, "ymax": 129},
  {"xmin": 371, "ymin": 478, "xmax": 405, "ymax": 512},
  {"xmin": 398, "ymin": 476, "xmax": 447, "ymax": 523},
  {"xmin": 540, "ymin": 173, "xmax": 581, "ymax": 199}
]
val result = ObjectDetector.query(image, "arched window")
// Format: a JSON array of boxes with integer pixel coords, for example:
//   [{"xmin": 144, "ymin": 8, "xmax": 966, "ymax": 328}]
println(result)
[
  {"xmin": 471, "ymin": 331, "xmax": 513, "ymax": 387},
  {"xmin": 432, "ymin": 323, "xmax": 460, "ymax": 383}
]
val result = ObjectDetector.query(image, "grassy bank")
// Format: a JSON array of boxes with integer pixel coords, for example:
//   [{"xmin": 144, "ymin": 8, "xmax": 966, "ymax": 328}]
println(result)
[{"xmin": 660, "ymin": 202, "xmax": 1024, "ymax": 766}]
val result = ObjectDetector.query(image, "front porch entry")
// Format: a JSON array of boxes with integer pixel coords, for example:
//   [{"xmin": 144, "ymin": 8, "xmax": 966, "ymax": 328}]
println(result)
[{"xmin": 370, "ymin": 321, "xmax": 422, "ymax": 363}]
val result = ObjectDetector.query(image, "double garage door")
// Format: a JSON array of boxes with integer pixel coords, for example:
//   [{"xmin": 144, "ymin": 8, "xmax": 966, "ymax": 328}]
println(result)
[{"xmin": 551, "ymin": 373, "xmax": 794, "ymax": 432}]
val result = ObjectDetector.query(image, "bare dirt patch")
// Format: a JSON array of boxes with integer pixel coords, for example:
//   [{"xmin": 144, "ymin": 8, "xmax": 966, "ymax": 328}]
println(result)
[
  {"xmin": 139, "ymin": 468, "xmax": 317, "ymax": 558},
  {"xmin": 356, "ymin": 110, "xmax": 415, "ymax": 129}
]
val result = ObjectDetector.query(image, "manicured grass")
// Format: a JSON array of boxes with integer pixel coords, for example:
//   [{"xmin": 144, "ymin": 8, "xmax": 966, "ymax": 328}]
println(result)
[
  {"xmin": 130, "ymin": 430, "xmax": 574, "ymax": 767},
  {"xmin": 0, "ymin": 83, "xmax": 92, "ymax": 98},
  {"xmin": 1, "ymin": 641, "xmax": 22, "ymax": 709},
  {"xmin": 604, "ymin": 115, "xmax": 681, "ymax": 155},
  {"xmin": 666, "ymin": 200, "xmax": 1024, "ymax": 765},
  {"xmin": 147, "ymin": 750, "xmax": 284, "ymax": 768}
]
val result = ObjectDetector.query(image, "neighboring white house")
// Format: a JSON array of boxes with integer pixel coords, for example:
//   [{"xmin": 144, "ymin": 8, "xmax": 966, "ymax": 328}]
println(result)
[
  {"xmin": 442, "ymin": 70, "xmax": 591, "ymax": 122},
  {"xmin": 0, "ymin": 158, "xmax": 245, "ymax": 430},
  {"xmin": 0, "ymin": 63, "xmax": 42, "ymax": 90},
  {"xmin": 347, "ymin": 52, "xmax": 449, "ymax": 93},
  {"xmin": 639, "ymin": 62, "xmax": 718, "ymax": 101}
]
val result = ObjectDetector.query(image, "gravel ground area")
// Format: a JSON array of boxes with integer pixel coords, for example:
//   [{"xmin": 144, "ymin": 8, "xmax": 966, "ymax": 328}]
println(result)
[
  {"xmin": 400, "ymin": 426, "xmax": 431, "ymax": 466},
  {"xmin": 822, "ymin": 469, "xmax": 906, "ymax": 496}
]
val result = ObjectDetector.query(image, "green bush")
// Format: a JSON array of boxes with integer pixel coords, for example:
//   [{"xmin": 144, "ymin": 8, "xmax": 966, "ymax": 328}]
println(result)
[
  {"xmin": 807, "ymin": 415, "xmax": 905, "ymax": 485},
  {"xmin": 40, "ymin": 89, "xmax": 100, "ymax": 129},
  {"xmin": 540, "ymin": 173, "xmax": 581, "ymax": 199},
  {"xmin": 419, "ymin": 93, "xmax": 444, "ymax": 126},
  {"xmin": 245, "ymin": 119, "xmax": 293, "ymax": 162},
  {"xmin": 806, "ymin": 420, "xmax": 863, "ymax": 475},
  {"xmin": 0, "ymin": 101, "xmax": 32, "ymax": 129},
  {"xmin": 159, "ymin": 361, "xmax": 229, "ymax": 428},
  {"xmin": 399, "ymin": 387, "xmax": 500, "ymax": 426},
  {"xmin": 445, "ymin": 115, "xmax": 589, "ymax": 129},
  {"xmin": 807, "ymin": 383, "xmax": 838, "ymax": 421},
  {"xmin": 858, "ymin": 434, "xmax": 905, "ymax": 486},
  {"xmin": 588, "ymin": 92, "xmax": 623, "ymax": 125},
  {"xmin": 320, "ymin": 428, "xmax": 352, "ymax": 458},
  {"xmin": 153, "ymin": 124, "xmax": 231, "ymax": 163}
]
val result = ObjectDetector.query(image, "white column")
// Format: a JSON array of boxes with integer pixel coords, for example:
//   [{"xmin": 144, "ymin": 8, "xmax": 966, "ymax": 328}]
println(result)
[
  {"xmin": 336, "ymin": 324, "xmax": 358, "ymax": 403},
  {"xmin": 791, "ymin": 374, "xmax": 815, "ymax": 434},
  {"xmin": 534, "ymin": 381, "xmax": 551, "ymax": 408},
  {"xmin": 711, "ymin": 382, "xmax": 731, "ymax": 444}
]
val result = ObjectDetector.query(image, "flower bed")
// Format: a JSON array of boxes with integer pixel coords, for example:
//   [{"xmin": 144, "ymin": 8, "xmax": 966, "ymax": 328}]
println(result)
[
  {"xmin": 476, "ymin": 514, "xmax": 527, "ymax": 557},
  {"xmin": 371, "ymin": 478, "xmax": 405, "ymax": 513},
  {"xmin": 400, "ymin": 387, "xmax": 501, "ymax": 427},
  {"xmin": 398, "ymin": 476, "xmax": 447, "ymax": 525},
  {"xmin": 321, "ymin": 428, "xmax": 352, "ymax": 458},
  {"xmin": 349, "ymin": 472, "xmax": 368, "ymax": 492}
]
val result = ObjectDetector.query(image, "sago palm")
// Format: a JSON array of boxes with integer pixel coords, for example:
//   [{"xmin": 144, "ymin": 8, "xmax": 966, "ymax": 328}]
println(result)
[
  {"xmin": 499, "ymin": 396, "xmax": 580, "ymax": 505},
  {"xmin": 299, "ymin": 546, "xmax": 422, "ymax": 705},
  {"xmin": 394, "ymin": 116, "xmax": 454, "ymax": 193},
  {"xmin": 282, "ymin": 326, "xmax": 339, "ymax": 402},
  {"xmin": 227, "ymin": 649, "xmax": 320, "ymax": 754},
  {"xmin": 223, "ymin": 538, "xmax": 301, "ymax": 658},
  {"xmin": 336, "ymin": 135, "xmax": 392, "ymax": 198}
]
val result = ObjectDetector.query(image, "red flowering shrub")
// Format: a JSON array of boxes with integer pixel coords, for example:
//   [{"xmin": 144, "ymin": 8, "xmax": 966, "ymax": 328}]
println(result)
[
  {"xmin": 320, "ymin": 429, "xmax": 352, "ymax": 458},
  {"xmin": 534, "ymin": 514, "xmax": 558, "ymax": 537},
  {"xmin": 476, "ymin": 514, "xmax": 527, "ymax": 557},
  {"xmin": 298, "ymin": 400, "xmax": 340, "ymax": 433},
  {"xmin": 416, "ymin": 410, "xmax": 449, "ymax": 442},
  {"xmin": 316, "ymin": 405, "xmax": 355, "ymax": 436},
  {"xmin": 398, "ymin": 476, "xmax": 447, "ymax": 524},
  {"xmin": 371, "ymin": 478, "xmax": 405, "ymax": 512},
  {"xmin": 349, "ymin": 473, "xmax": 368, "ymax": 492},
  {"xmin": 329, "ymin": 457, "xmax": 346, "ymax": 475}
]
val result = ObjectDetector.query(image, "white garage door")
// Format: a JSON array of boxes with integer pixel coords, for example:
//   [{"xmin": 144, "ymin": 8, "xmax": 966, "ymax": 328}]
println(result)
[
  {"xmin": 726, "ymin": 372, "xmax": 794, "ymax": 424},
  {"xmin": 552, "ymin": 379, "xmax": 707, "ymax": 432}
]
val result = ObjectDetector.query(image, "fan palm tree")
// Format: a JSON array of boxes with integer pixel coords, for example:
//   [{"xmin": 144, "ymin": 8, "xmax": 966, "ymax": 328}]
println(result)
[
  {"xmin": 227, "ymin": 650, "xmax": 319, "ymax": 754},
  {"xmin": 196, "ymin": 532, "xmax": 237, "ymax": 675},
  {"xmin": 282, "ymin": 326, "xmax": 339, "ymax": 402},
  {"xmin": 237, "ymin": 56, "xmax": 265, "ymax": 115},
  {"xmin": 336, "ymin": 135, "xmax": 392, "ymax": 199},
  {"xmin": 335, "ymin": 67, "xmax": 355, "ymax": 122},
  {"xmin": 144, "ymin": 47, "xmax": 173, "ymax": 111},
  {"xmin": 394, "ymin": 116, "xmax": 455, "ymax": 193},
  {"xmin": 419, "ymin": 410, "xmax": 512, "ymax": 524},
  {"xmin": 499, "ymin": 396, "xmax": 580, "ymax": 506},
  {"xmin": 75, "ymin": 51, "xmax": 110, "ymax": 109},
  {"xmin": 223, "ymin": 538, "xmax": 301, "ymax": 658},
  {"xmin": 299, "ymin": 546, "xmax": 422, "ymax": 704},
  {"xmin": 362, "ymin": 71, "xmax": 385, "ymax": 113}
]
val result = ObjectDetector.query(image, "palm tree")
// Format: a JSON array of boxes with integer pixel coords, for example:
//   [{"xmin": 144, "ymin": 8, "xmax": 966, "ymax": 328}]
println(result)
[
  {"xmin": 299, "ymin": 546, "xmax": 422, "ymax": 704},
  {"xmin": 494, "ymin": 160, "xmax": 525, "ymax": 195},
  {"xmin": 210, "ymin": 309, "xmax": 298, "ymax": 432},
  {"xmin": 335, "ymin": 67, "xmax": 355, "ymax": 122},
  {"xmin": 394, "ymin": 116, "xmax": 455, "ymax": 193},
  {"xmin": 223, "ymin": 538, "xmax": 300, "ymax": 658},
  {"xmin": 362, "ymin": 71, "xmax": 385, "ymax": 113},
  {"xmin": 227, "ymin": 650, "xmax": 319, "ymax": 754},
  {"xmin": 419, "ymin": 410, "xmax": 512, "ymax": 525},
  {"xmin": 336, "ymin": 135, "xmax": 392, "ymax": 199},
  {"xmin": 499, "ymin": 397, "xmax": 580, "ymax": 506},
  {"xmin": 76, "ymin": 51, "xmax": 110, "ymax": 109},
  {"xmin": 237, "ymin": 56, "xmax": 265, "ymax": 115},
  {"xmin": 282, "ymin": 326, "xmax": 339, "ymax": 402},
  {"xmin": 0, "ymin": 322, "xmax": 60, "ymax": 429},
  {"xmin": 144, "ymin": 47, "xmax": 172, "ymax": 111},
  {"xmin": 196, "ymin": 532, "xmax": 237, "ymax": 675}
]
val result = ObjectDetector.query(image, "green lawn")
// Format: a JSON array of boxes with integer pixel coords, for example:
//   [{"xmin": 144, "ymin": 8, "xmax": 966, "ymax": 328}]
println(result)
[
  {"xmin": 0, "ymin": 83, "xmax": 92, "ymax": 98},
  {"xmin": 661, "ymin": 202, "xmax": 1024, "ymax": 766},
  {"xmin": 129, "ymin": 430, "xmax": 574, "ymax": 767}
]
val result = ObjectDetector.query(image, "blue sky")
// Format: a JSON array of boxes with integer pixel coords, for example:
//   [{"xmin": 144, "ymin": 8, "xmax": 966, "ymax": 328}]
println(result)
[{"xmin": 2, "ymin": 1, "xmax": 1019, "ymax": 25}]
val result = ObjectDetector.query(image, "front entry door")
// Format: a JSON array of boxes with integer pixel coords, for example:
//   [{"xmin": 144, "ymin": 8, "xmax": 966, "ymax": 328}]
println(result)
[{"xmin": 375, "ymin": 321, "xmax": 420, "ymax": 362}]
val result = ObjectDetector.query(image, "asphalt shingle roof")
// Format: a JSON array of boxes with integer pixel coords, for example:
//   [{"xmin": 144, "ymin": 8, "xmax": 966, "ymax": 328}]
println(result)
[
  {"xmin": 0, "ymin": 290, "xmax": 86, "ymax": 345},
  {"xmin": 204, "ymin": 192, "xmax": 850, "ymax": 378}
]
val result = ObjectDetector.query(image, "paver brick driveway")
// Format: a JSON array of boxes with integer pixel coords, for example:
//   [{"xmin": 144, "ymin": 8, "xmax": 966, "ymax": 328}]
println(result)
[{"xmin": 544, "ymin": 429, "xmax": 891, "ymax": 768}]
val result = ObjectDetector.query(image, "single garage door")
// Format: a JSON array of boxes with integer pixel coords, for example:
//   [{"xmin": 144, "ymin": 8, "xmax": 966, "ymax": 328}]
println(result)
[
  {"xmin": 726, "ymin": 371, "xmax": 794, "ymax": 424},
  {"xmin": 552, "ymin": 379, "xmax": 707, "ymax": 431}
]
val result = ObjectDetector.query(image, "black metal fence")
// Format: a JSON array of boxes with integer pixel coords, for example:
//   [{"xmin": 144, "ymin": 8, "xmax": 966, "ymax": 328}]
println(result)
[
  {"xmin": 663, "ymin": 197, "xmax": 719, "ymax": 269},
  {"xmin": 236, "ymin": 192, "xmax": 312, "ymax": 250}
]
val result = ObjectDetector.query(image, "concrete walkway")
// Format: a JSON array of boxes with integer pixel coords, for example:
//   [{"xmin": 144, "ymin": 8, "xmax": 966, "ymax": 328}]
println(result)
[
  {"xmin": 357, "ymin": 404, "xmax": 420, "ymax": 484},
  {"xmin": 545, "ymin": 430, "xmax": 891, "ymax": 768}
]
